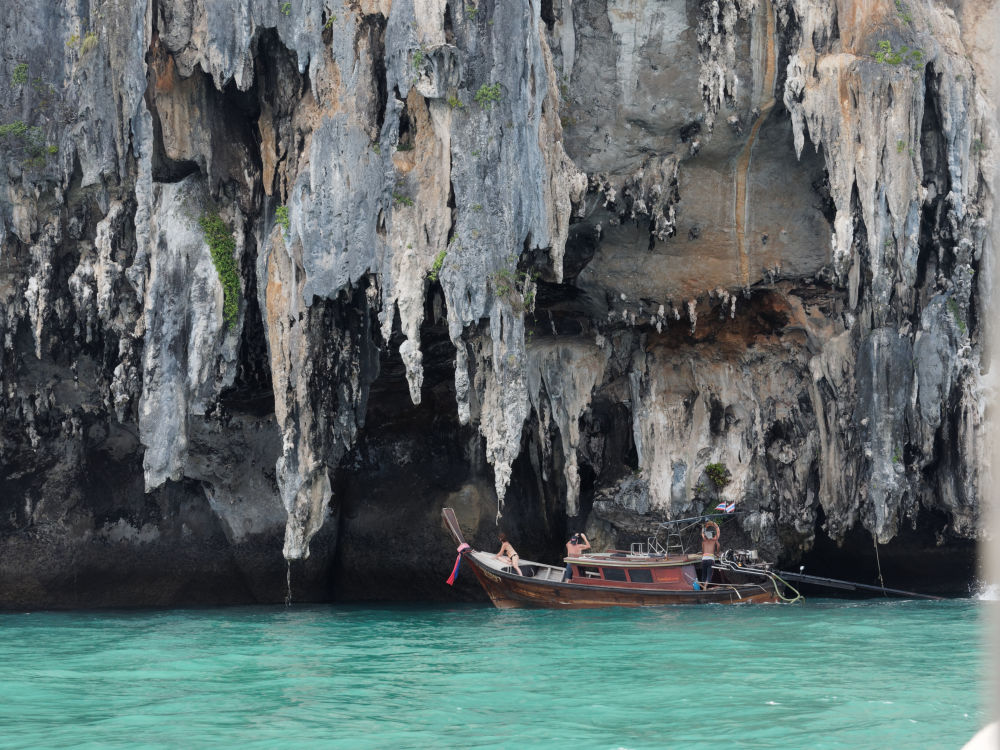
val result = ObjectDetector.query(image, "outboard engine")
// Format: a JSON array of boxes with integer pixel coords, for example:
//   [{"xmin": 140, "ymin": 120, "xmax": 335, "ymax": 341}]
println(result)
[{"xmin": 728, "ymin": 549, "xmax": 764, "ymax": 567}]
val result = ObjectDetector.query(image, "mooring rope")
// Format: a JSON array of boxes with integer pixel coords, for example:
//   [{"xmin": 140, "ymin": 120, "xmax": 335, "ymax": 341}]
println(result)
[
  {"xmin": 873, "ymin": 534, "xmax": 886, "ymax": 595},
  {"xmin": 767, "ymin": 569, "xmax": 804, "ymax": 603},
  {"xmin": 714, "ymin": 561, "xmax": 803, "ymax": 603},
  {"xmin": 285, "ymin": 560, "xmax": 293, "ymax": 607}
]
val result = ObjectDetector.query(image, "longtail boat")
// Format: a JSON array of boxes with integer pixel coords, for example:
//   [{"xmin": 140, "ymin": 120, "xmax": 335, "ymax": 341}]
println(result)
[{"xmin": 442, "ymin": 507, "xmax": 796, "ymax": 609}]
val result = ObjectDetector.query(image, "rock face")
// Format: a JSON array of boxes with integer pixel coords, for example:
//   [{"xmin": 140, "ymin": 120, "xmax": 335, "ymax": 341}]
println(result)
[{"xmin": 0, "ymin": 0, "xmax": 994, "ymax": 606}]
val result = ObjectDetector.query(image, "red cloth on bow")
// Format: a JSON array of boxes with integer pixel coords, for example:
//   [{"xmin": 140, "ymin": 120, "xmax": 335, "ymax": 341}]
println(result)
[{"xmin": 446, "ymin": 543, "xmax": 471, "ymax": 585}]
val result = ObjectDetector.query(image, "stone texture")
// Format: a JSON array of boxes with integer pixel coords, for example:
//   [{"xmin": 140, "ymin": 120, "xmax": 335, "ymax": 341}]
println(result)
[{"xmin": 0, "ymin": 0, "xmax": 994, "ymax": 606}]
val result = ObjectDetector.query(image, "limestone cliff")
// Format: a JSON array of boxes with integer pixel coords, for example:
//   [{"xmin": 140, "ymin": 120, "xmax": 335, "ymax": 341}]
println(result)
[{"xmin": 0, "ymin": 0, "xmax": 993, "ymax": 606}]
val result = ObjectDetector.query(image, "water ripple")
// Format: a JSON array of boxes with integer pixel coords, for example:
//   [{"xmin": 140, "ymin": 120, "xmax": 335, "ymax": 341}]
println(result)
[{"xmin": 0, "ymin": 600, "xmax": 988, "ymax": 749}]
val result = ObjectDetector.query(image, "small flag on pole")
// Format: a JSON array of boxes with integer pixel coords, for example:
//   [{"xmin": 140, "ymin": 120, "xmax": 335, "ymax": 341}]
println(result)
[{"xmin": 714, "ymin": 502, "xmax": 736, "ymax": 513}]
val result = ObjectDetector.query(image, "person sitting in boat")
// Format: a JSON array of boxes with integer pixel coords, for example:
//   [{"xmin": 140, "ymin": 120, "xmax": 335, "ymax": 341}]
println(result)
[
  {"xmin": 561, "ymin": 532, "xmax": 591, "ymax": 581},
  {"xmin": 495, "ymin": 533, "xmax": 523, "ymax": 576},
  {"xmin": 701, "ymin": 521, "xmax": 721, "ymax": 586}
]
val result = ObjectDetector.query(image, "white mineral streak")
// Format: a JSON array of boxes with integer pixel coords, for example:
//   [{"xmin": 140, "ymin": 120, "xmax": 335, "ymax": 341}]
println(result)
[
  {"xmin": 372, "ymin": 0, "xmax": 462, "ymax": 407},
  {"xmin": 412, "ymin": 0, "xmax": 447, "ymax": 47},
  {"xmin": 537, "ymin": 29, "xmax": 588, "ymax": 284},
  {"xmin": 138, "ymin": 177, "xmax": 239, "ymax": 487},
  {"xmin": 474, "ymin": 309, "xmax": 530, "ymax": 513},
  {"xmin": 785, "ymin": 49, "xmax": 923, "ymax": 299},
  {"xmin": 68, "ymin": 201, "xmax": 130, "ymax": 347},
  {"xmin": 93, "ymin": 202, "xmax": 127, "ymax": 321},
  {"xmin": 380, "ymin": 93, "xmax": 453, "ymax": 405},
  {"xmin": 629, "ymin": 349, "xmax": 766, "ymax": 514},
  {"xmin": 527, "ymin": 340, "xmax": 609, "ymax": 516},
  {"xmin": 433, "ymin": 5, "xmax": 584, "ymax": 512},
  {"xmin": 261, "ymin": 227, "xmax": 333, "ymax": 560},
  {"xmin": 608, "ymin": 0, "xmax": 687, "ymax": 110},
  {"xmin": 779, "ymin": 0, "xmax": 988, "ymax": 539},
  {"xmin": 24, "ymin": 227, "xmax": 57, "ymax": 359},
  {"xmin": 783, "ymin": 0, "xmax": 977, "ymax": 312},
  {"xmin": 698, "ymin": 0, "xmax": 757, "ymax": 128},
  {"xmin": 67, "ymin": 257, "xmax": 97, "ymax": 344},
  {"xmin": 806, "ymin": 329, "xmax": 854, "ymax": 530}
]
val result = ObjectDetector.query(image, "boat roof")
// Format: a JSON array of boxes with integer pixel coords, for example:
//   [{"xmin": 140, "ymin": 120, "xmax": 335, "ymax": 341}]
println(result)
[{"xmin": 564, "ymin": 551, "xmax": 701, "ymax": 568}]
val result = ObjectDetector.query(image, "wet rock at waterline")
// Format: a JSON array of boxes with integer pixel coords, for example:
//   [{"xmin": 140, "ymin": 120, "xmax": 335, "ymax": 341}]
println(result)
[{"xmin": 0, "ymin": 0, "xmax": 993, "ymax": 606}]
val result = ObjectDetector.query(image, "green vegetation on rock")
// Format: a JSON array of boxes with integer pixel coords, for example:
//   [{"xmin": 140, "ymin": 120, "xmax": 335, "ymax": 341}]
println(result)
[
  {"xmin": 12, "ymin": 63, "xmax": 28, "ymax": 86},
  {"xmin": 80, "ymin": 31, "xmax": 98, "ymax": 55},
  {"xmin": 428, "ymin": 250, "xmax": 446, "ymax": 282},
  {"xmin": 0, "ymin": 120, "xmax": 55, "ymax": 168},
  {"xmin": 947, "ymin": 298, "xmax": 967, "ymax": 335},
  {"xmin": 873, "ymin": 40, "xmax": 924, "ymax": 70},
  {"xmin": 275, "ymin": 204, "xmax": 290, "ymax": 234},
  {"xmin": 705, "ymin": 462, "xmax": 731, "ymax": 489},
  {"xmin": 895, "ymin": 0, "xmax": 913, "ymax": 25},
  {"xmin": 489, "ymin": 265, "xmax": 538, "ymax": 314},
  {"xmin": 474, "ymin": 83, "xmax": 502, "ymax": 109},
  {"xmin": 199, "ymin": 213, "xmax": 241, "ymax": 329}
]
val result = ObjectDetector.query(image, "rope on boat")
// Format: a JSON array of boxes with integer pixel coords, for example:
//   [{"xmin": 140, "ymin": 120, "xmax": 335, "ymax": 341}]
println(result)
[
  {"xmin": 768, "ymin": 569, "xmax": 804, "ymax": 603},
  {"xmin": 714, "ymin": 560, "xmax": 803, "ymax": 603},
  {"xmin": 873, "ymin": 535, "xmax": 887, "ymax": 595}
]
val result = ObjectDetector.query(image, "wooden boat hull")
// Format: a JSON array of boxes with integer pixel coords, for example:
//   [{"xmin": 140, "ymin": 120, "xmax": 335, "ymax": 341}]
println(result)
[
  {"xmin": 466, "ymin": 554, "xmax": 779, "ymax": 608},
  {"xmin": 441, "ymin": 507, "xmax": 781, "ymax": 608}
]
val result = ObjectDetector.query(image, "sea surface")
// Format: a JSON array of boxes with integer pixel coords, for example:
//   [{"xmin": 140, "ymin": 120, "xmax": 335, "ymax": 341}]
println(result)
[{"xmin": 0, "ymin": 598, "xmax": 992, "ymax": 749}]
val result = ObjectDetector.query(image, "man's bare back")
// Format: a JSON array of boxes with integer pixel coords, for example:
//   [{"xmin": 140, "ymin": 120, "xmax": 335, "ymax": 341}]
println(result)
[
  {"xmin": 702, "ymin": 521, "xmax": 721, "ymax": 553},
  {"xmin": 566, "ymin": 533, "xmax": 591, "ymax": 557}
]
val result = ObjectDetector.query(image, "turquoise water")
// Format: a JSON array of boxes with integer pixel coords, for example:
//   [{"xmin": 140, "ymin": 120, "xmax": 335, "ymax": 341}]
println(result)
[{"xmin": 0, "ymin": 600, "xmax": 989, "ymax": 749}]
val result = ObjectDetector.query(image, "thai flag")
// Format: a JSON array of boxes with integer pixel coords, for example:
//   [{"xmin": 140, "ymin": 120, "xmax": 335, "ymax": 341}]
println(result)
[{"xmin": 715, "ymin": 502, "xmax": 736, "ymax": 513}]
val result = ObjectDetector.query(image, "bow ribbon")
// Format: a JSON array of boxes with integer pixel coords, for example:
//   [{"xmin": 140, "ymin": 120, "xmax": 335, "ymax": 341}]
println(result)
[{"xmin": 446, "ymin": 543, "xmax": 471, "ymax": 585}]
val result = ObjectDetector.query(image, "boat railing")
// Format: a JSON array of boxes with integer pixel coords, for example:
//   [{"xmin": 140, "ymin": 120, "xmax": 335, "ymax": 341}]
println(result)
[
  {"xmin": 629, "ymin": 540, "xmax": 666, "ymax": 556},
  {"xmin": 663, "ymin": 532, "xmax": 685, "ymax": 555},
  {"xmin": 629, "ymin": 537, "xmax": 671, "ymax": 557}
]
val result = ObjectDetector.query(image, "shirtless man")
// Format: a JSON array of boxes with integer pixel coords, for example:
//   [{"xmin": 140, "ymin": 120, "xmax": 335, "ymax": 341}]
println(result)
[
  {"xmin": 701, "ymin": 521, "xmax": 721, "ymax": 586},
  {"xmin": 561, "ymin": 532, "xmax": 591, "ymax": 581},
  {"xmin": 495, "ymin": 532, "xmax": 523, "ymax": 575}
]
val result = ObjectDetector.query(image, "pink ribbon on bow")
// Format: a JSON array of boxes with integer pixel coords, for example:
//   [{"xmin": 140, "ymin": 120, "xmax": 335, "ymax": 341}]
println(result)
[{"xmin": 446, "ymin": 543, "xmax": 471, "ymax": 585}]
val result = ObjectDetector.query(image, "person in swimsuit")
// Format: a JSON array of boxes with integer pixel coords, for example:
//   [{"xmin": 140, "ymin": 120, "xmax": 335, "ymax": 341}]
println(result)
[
  {"xmin": 701, "ymin": 520, "xmax": 721, "ymax": 586},
  {"xmin": 495, "ymin": 532, "xmax": 523, "ymax": 576}
]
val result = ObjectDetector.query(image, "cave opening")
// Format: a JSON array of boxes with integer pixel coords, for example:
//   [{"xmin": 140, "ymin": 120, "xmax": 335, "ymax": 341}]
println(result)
[
  {"xmin": 329, "ymin": 294, "xmax": 490, "ymax": 601},
  {"xmin": 539, "ymin": 0, "xmax": 556, "ymax": 32},
  {"xmin": 396, "ymin": 104, "xmax": 415, "ymax": 152},
  {"xmin": 357, "ymin": 13, "xmax": 388, "ymax": 139},
  {"xmin": 796, "ymin": 505, "xmax": 977, "ymax": 597}
]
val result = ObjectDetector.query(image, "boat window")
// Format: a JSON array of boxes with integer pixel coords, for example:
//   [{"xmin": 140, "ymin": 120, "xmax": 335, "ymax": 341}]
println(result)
[
  {"xmin": 577, "ymin": 565, "xmax": 601, "ymax": 578},
  {"xmin": 628, "ymin": 568, "xmax": 653, "ymax": 583},
  {"xmin": 602, "ymin": 567, "xmax": 627, "ymax": 582}
]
